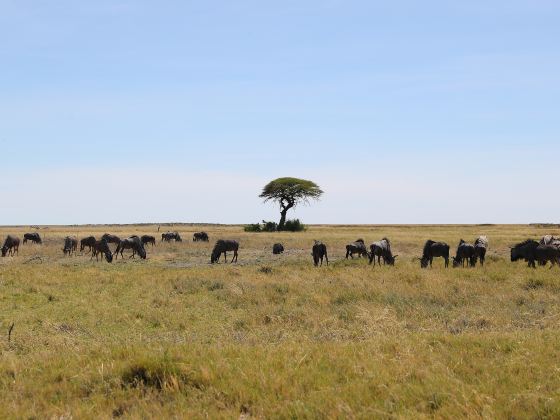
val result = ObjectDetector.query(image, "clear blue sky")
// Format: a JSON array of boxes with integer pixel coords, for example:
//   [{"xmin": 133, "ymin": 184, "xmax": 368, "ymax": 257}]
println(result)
[{"xmin": 1, "ymin": 1, "xmax": 559, "ymax": 224}]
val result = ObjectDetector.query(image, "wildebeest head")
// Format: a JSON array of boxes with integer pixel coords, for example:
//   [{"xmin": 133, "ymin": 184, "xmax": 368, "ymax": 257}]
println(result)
[
  {"xmin": 452, "ymin": 257, "xmax": 462, "ymax": 268},
  {"xmin": 137, "ymin": 244, "xmax": 147, "ymax": 259},
  {"xmin": 420, "ymin": 257, "xmax": 429, "ymax": 268},
  {"xmin": 385, "ymin": 254, "xmax": 398, "ymax": 265},
  {"xmin": 1, "ymin": 246, "xmax": 7, "ymax": 257}
]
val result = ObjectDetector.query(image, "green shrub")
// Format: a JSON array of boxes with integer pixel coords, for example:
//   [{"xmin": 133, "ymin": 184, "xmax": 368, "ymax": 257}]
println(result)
[
  {"xmin": 281, "ymin": 219, "xmax": 305, "ymax": 232},
  {"xmin": 244, "ymin": 223, "xmax": 261, "ymax": 232},
  {"xmin": 262, "ymin": 220, "xmax": 278, "ymax": 232}
]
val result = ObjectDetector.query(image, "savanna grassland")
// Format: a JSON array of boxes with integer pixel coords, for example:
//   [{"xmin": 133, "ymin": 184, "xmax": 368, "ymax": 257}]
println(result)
[{"xmin": 1, "ymin": 224, "xmax": 559, "ymax": 419}]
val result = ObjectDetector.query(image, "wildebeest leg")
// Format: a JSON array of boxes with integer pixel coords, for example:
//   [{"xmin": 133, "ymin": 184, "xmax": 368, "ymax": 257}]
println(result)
[
  {"xmin": 223, "ymin": 252, "xmax": 227, "ymax": 263},
  {"xmin": 232, "ymin": 250, "xmax": 238, "ymax": 263}
]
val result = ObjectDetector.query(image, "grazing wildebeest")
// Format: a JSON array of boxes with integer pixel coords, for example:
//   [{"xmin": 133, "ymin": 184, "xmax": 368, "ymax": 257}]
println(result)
[
  {"xmin": 369, "ymin": 238, "xmax": 397, "ymax": 266},
  {"xmin": 1, "ymin": 235, "xmax": 20, "ymax": 257},
  {"xmin": 141, "ymin": 235, "xmax": 156, "ymax": 247},
  {"xmin": 273, "ymin": 243, "xmax": 284, "ymax": 255},
  {"xmin": 162, "ymin": 232, "xmax": 182, "ymax": 242},
  {"xmin": 193, "ymin": 232, "xmax": 209, "ymax": 242},
  {"xmin": 101, "ymin": 234, "xmax": 121, "ymax": 246},
  {"xmin": 452, "ymin": 239, "xmax": 476, "ymax": 268},
  {"xmin": 115, "ymin": 236, "xmax": 147, "ymax": 260},
  {"xmin": 62, "ymin": 236, "xmax": 78, "ymax": 256},
  {"xmin": 473, "ymin": 236, "xmax": 489, "ymax": 267},
  {"xmin": 23, "ymin": 233, "xmax": 42, "ymax": 244},
  {"xmin": 91, "ymin": 239, "xmax": 113, "ymax": 263},
  {"xmin": 420, "ymin": 240, "xmax": 450, "ymax": 268},
  {"xmin": 510, "ymin": 239, "xmax": 539, "ymax": 268},
  {"xmin": 312, "ymin": 241, "xmax": 328, "ymax": 267},
  {"xmin": 535, "ymin": 244, "xmax": 560, "ymax": 268},
  {"xmin": 540, "ymin": 235, "xmax": 558, "ymax": 245},
  {"xmin": 80, "ymin": 236, "xmax": 96, "ymax": 253},
  {"xmin": 346, "ymin": 239, "xmax": 368, "ymax": 259},
  {"xmin": 210, "ymin": 240, "xmax": 239, "ymax": 263}
]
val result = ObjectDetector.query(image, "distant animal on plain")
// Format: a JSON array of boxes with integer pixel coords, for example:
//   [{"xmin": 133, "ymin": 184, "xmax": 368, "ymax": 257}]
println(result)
[
  {"xmin": 369, "ymin": 238, "xmax": 397, "ymax": 266},
  {"xmin": 510, "ymin": 239, "xmax": 540, "ymax": 268},
  {"xmin": 312, "ymin": 241, "xmax": 328, "ymax": 267},
  {"xmin": 272, "ymin": 243, "xmax": 284, "ymax": 255},
  {"xmin": 80, "ymin": 236, "xmax": 96, "ymax": 253},
  {"xmin": 62, "ymin": 236, "xmax": 78, "ymax": 256},
  {"xmin": 23, "ymin": 233, "xmax": 42, "ymax": 244},
  {"xmin": 452, "ymin": 240, "xmax": 476, "ymax": 268},
  {"xmin": 473, "ymin": 236, "xmax": 489, "ymax": 266},
  {"xmin": 210, "ymin": 240, "xmax": 239, "ymax": 263},
  {"xmin": 91, "ymin": 239, "xmax": 113, "ymax": 263},
  {"xmin": 1, "ymin": 235, "xmax": 20, "ymax": 257},
  {"xmin": 141, "ymin": 235, "xmax": 156, "ymax": 247},
  {"xmin": 420, "ymin": 240, "xmax": 450, "ymax": 268},
  {"xmin": 193, "ymin": 232, "xmax": 209, "ymax": 242},
  {"xmin": 345, "ymin": 239, "xmax": 367, "ymax": 259},
  {"xmin": 115, "ymin": 236, "xmax": 147, "ymax": 260},
  {"xmin": 162, "ymin": 232, "xmax": 182, "ymax": 242}
]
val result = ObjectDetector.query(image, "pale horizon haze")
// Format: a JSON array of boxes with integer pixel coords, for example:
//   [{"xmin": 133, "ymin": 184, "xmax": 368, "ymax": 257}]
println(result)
[{"xmin": 1, "ymin": 1, "xmax": 559, "ymax": 225}]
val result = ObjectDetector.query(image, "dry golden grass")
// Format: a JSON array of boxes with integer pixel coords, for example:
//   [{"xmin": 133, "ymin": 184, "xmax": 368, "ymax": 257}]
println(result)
[{"xmin": 0, "ymin": 224, "xmax": 559, "ymax": 418}]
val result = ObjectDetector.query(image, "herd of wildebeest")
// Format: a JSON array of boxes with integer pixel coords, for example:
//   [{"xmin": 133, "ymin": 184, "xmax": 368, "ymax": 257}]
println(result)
[{"xmin": 1, "ymin": 231, "xmax": 560, "ymax": 268}]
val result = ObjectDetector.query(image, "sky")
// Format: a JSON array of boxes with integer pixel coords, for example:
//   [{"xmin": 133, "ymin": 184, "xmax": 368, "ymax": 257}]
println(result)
[{"xmin": 1, "ymin": 0, "xmax": 559, "ymax": 225}]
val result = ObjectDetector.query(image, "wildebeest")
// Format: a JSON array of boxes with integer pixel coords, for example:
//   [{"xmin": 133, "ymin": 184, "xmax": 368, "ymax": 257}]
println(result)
[
  {"xmin": 510, "ymin": 239, "xmax": 539, "ymax": 268},
  {"xmin": 1, "ymin": 235, "xmax": 20, "ymax": 257},
  {"xmin": 62, "ymin": 236, "xmax": 78, "ymax": 256},
  {"xmin": 101, "ymin": 234, "xmax": 121, "ymax": 246},
  {"xmin": 535, "ymin": 244, "xmax": 560, "ymax": 267},
  {"xmin": 345, "ymin": 239, "xmax": 367, "ymax": 259},
  {"xmin": 312, "ymin": 241, "xmax": 328, "ymax": 267},
  {"xmin": 473, "ymin": 236, "xmax": 489, "ymax": 266},
  {"xmin": 162, "ymin": 232, "xmax": 182, "ymax": 242},
  {"xmin": 141, "ymin": 235, "xmax": 156, "ymax": 247},
  {"xmin": 540, "ymin": 235, "xmax": 558, "ymax": 245},
  {"xmin": 80, "ymin": 236, "xmax": 96, "ymax": 253},
  {"xmin": 210, "ymin": 240, "xmax": 239, "ymax": 263},
  {"xmin": 369, "ymin": 238, "xmax": 397, "ymax": 266},
  {"xmin": 452, "ymin": 239, "xmax": 476, "ymax": 268},
  {"xmin": 420, "ymin": 240, "xmax": 450, "ymax": 268},
  {"xmin": 115, "ymin": 236, "xmax": 147, "ymax": 259},
  {"xmin": 91, "ymin": 239, "xmax": 113, "ymax": 263},
  {"xmin": 273, "ymin": 243, "xmax": 284, "ymax": 255},
  {"xmin": 193, "ymin": 232, "xmax": 209, "ymax": 242},
  {"xmin": 23, "ymin": 233, "xmax": 42, "ymax": 244}
]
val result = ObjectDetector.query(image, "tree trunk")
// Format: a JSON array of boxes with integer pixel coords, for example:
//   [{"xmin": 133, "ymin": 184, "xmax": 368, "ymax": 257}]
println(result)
[{"xmin": 278, "ymin": 209, "xmax": 288, "ymax": 230}]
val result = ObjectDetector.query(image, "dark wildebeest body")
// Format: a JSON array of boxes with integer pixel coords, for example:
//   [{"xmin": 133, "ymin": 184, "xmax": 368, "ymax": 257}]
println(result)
[
  {"xmin": 141, "ymin": 235, "xmax": 156, "ymax": 247},
  {"xmin": 511, "ymin": 240, "xmax": 539, "ymax": 268},
  {"xmin": 193, "ymin": 232, "xmax": 209, "ymax": 242},
  {"xmin": 312, "ymin": 241, "xmax": 328, "ymax": 267},
  {"xmin": 80, "ymin": 236, "xmax": 96, "ymax": 253},
  {"xmin": 101, "ymin": 234, "xmax": 121, "ymax": 247},
  {"xmin": 115, "ymin": 236, "xmax": 147, "ymax": 259},
  {"xmin": 420, "ymin": 240, "xmax": 450, "ymax": 268},
  {"xmin": 162, "ymin": 232, "xmax": 182, "ymax": 242},
  {"xmin": 346, "ymin": 239, "xmax": 367, "ymax": 259},
  {"xmin": 535, "ymin": 244, "xmax": 560, "ymax": 267},
  {"xmin": 453, "ymin": 240, "xmax": 476, "ymax": 268},
  {"xmin": 273, "ymin": 243, "xmax": 284, "ymax": 255},
  {"xmin": 210, "ymin": 240, "xmax": 239, "ymax": 263},
  {"xmin": 1, "ymin": 235, "xmax": 20, "ymax": 257},
  {"xmin": 63, "ymin": 236, "xmax": 78, "ymax": 256},
  {"xmin": 91, "ymin": 239, "xmax": 113, "ymax": 263},
  {"xmin": 473, "ymin": 236, "xmax": 489, "ymax": 267},
  {"xmin": 369, "ymin": 238, "xmax": 397, "ymax": 266},
  {"xmin": 23, "ymin": 233, "xmax": 42, "ymax": 244}
]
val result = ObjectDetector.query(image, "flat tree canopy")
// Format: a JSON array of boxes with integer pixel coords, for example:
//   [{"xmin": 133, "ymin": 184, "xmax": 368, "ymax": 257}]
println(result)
[{"xmin": 259, "ymin": 177, "xmax": 323, "ymax": 229}]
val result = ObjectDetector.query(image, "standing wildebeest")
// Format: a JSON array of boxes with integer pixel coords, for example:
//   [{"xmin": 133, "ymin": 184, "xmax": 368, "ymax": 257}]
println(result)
[
  {"xmin": 535, "ymin": 244, "xmax": 560, "ymax": 268},
  {"xmin": 1, "ymin": 235, "xmax": 20, "ymax": 257},
  {"xmin": 346, "ymin": 239, "xmax": 368, "ymax": 259},
  {"xmin": 510, "ymin": 239, "xmax": 539, "ymax": 268},
  {"xmin": 162, "ymin": 232, "xmax": 182, "ymax": 242},
  {"xmin": 115, "ymin": 236, "xmax": 147, "ymax": 260},
  {"xmin": 312, "ymin": 241, "xmax": 328, "ymax": 267},
  {"xmin": 193, "ymin": 232, "xmax": 209, "ymax": 242},
  {"xmin": 91, "ymin": 239, "xmax": 113, "ymax": 263},
  {"xmin": 141, "ymin": 235, "xmax": 156, "ymax": 247},
  {"xmin": 420, "ymin": 240, "xmax": 450, "ymax": 268},
  {"xmin": 473, "ymin": 236, "xmax": 489, "ymax": 266},
  {"xmin": 101, "ymin": 234, "xmax": 121, "ymax": 247},
  {"xmin": 452, "ymin": 239, "xmax": 476, "ymax": 268},
  {"xmin": 210, "ymin": 240, "xmax": 239, "ymax": 263},
  {"xmin": 369, "ymin": 238, "xmax": 397, "ymax": 266},
  {"xmin": 23, "ymin": 233, "xmax": 42, "ymax": 244},
  {"xmin": 80, "ymin": 236, "xmax": 96, "ymax": 253},
  {"xmin": 62, "ymin": 236, "xmax": 78, "ymax": 256},
  {"xmin": 273, "ymin": 243, "xmax": 284, "ymax": 255}
]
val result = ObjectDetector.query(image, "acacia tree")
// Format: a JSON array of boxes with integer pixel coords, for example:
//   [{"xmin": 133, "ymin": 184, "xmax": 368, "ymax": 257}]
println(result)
[{"xmin": 259, "ymin": 177, "xmax": 323, "ymax": 230}]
